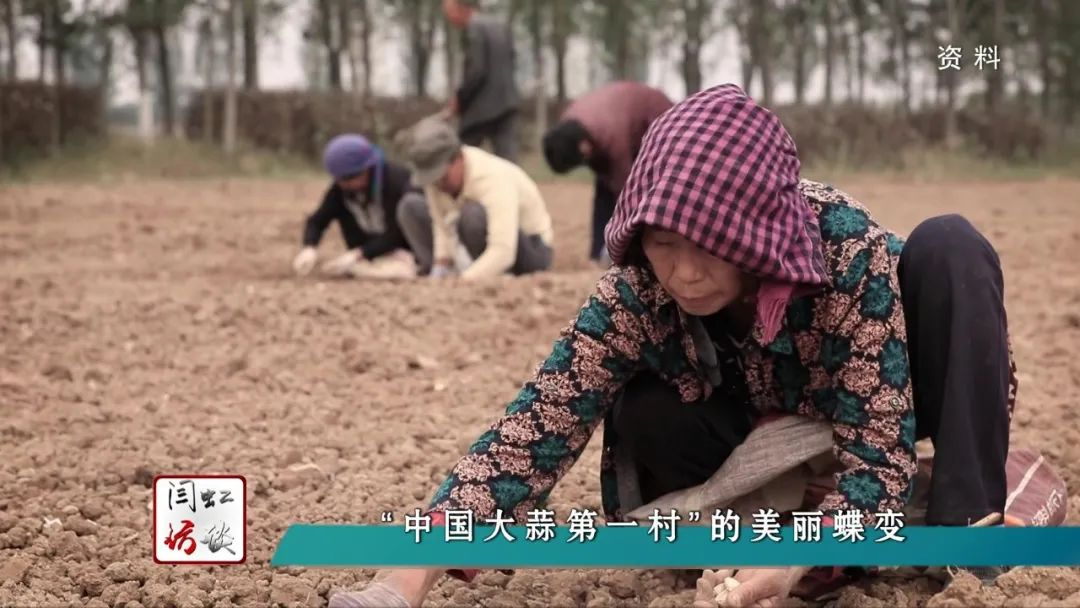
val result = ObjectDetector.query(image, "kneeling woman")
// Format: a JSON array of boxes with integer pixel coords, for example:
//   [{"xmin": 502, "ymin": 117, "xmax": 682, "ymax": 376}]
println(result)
[
  {"xmin": 293, "ymin": 134, "xmax": 423, "ymax": 279},
  {"xmin": 331, "ymin": 85, "xmax": 1018, "ymax": 608}
]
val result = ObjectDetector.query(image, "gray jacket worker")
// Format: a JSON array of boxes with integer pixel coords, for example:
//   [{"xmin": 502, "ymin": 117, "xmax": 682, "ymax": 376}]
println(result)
[{"xmin": 442, "ymin": 0, "xmax": 520, "ymax": 163}]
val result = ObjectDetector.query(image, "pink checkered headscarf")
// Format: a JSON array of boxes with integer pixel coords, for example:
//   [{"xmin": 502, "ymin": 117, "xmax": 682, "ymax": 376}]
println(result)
[{"xmin": 605, "ymin": 84, "xmax": 829, "ymax": 344}]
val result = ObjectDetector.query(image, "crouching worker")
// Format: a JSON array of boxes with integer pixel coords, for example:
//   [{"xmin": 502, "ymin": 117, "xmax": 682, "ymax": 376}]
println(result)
[
  {"xmin": 292, "ymin": 134, "xmax": 422, "ymax": 280},
  {"xmin": 542, "ymin": 81, "xmax": 673, "ymax": 265},
  {"xmin": 329, "ymin": 85, "xmax": 1018, "ymax": 608},
  {"xmin": 396, "ymin": 117, "xmax": 554, "ymax": 279}
]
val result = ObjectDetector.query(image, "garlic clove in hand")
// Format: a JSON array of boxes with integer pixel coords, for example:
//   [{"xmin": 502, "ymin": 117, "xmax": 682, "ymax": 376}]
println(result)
[{"xmin": 713, "ymin": 577, "xmax": 741, "ymax": 607}]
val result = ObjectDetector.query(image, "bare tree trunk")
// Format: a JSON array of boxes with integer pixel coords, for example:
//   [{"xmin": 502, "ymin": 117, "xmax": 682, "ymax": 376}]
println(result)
[
  {"xmin": 201, "ymin": 15, "xmax": 215, "ymax": 143},
  {"xmin": 224, "ymin": 0, "xmax": 238, "ymax": 155},
  {"xmin": 98, "ymin": 26, "xmax": 112, "ymax": 116},
  {"xmin": 680, "ymin": 0, "xmax": 705, "ymax": 97},
  {"xmin": 404, "ymin": 0, "xmax": 438, "ymax": 97},
  {"xmin": 423, "ymin": 0, "xmax": 438, "ymax": 95},
  {"xmin": 3, "ymin": 0, "xmax": 16, "ymax": 80},
  {"xmin": 442, "ymin": 5, "xmax": 455, "ymax": 97},
  {"xmin": 50, "ymin": 0, "xmax": 63, "ymax": 150},
  {"xmin": 793, "ymin": 49, "xmax": 806, "ymax": 104},
  {"xmin": 985, "ymin": 0, "xmax": 1004, "ymax": 112},
  {"xmin": 345, "ymin": 35, "xmax": 358, "ymax": 91},
  {"xmin": 932, "ymin": 56, "xmax": 942, "ymax": 104},
  {"xmin": 787, "ymin": 4, "xmax": 808, "ymax": 104},
  {"xmin": 1062, "ymin": 0, "xmax": 1079, "ymax": 126},
  {"xmin": 133, "ymin": 32, "xmax": 154, "ymax": 143},
  {"xmin": 1014, "ymin": 62, "xmax": 1030, "ymax": 108},
  {"xmin": 550, "ymin": 0, "xmax": 569, "ymax": 105},
  {"xmin": 36, "ymin": 1, "xmax": 48, "ymax": 82},
  {"xmin": 347, "ymin": 3, "xmax": 361, "ymax": 92},
  {"xmin": 900, "ymin": 25, "xmax": 912, "ymax": 109},
  {"xmin": 1034, "ymin": 0, "xmax": 1052, "ymax": 118},
  {"xmin": 749, "ymin": 0, "xmax": 772, "ymax": 105},
  {"xmin": 601, "ymin": 0, "xmax": 631, "ymax": 79},
  {"xmin": 0, "ymin": 1, "xmax": 6, "ymax": 155},
  {"xmin": 345, "ymin": 0, "xmax": 372, "ymax": 94},
  {"xmin": 740, "ymin": 42, "xmax": 753, "ymax": 96},
  {"xmin": 319, "ymin": 0, "xmax": 342, "ymax": 90},
  {"xmin": 154, "ymin": 23, "xmax": 175, "ymax": 137},
  {"xmin": 854, "ymin": 5, "xmax": 867, "ymax": 103},
  {"xmin": 842, "ymin": 28, "xmax": 854, "ymax": 102},
  {"xmin": 241, "ymin": 0, "xmax": 257, "ymax": 89},
  {"xmin": 943, "ymin": 0, "xmax": 959, "ymax": 148},
  {"xmin": 617, "ymin": 4, "xmax": 630, "ymax": 79},
  {"xmin": 529, "ymin": 0, "xmax": 546, "ymax": 146},
  {"xmin": 405, "ymin": 0, "xmax": 428, "ymax": 96},
  {"xmin": 338, "ymin": 0, "xmax": 357, "ymax": 90},
  {"xmin": 1032, "ymin": 0, "xmax": 1049, "ymax": 117},
  {"xmin": 361, "ymin": 0, "xmax": 373, "ymax": 94},
  {"xmin": 889, "ymin": 0, "xmax": 912, "ymax": 113},
  {"xmin": 50, "ymin": 0, "xmax": 64, "ymax": 85},
  {"xmin": 823, "ymin": 0, "xmax": 834, "ymax": 107}
]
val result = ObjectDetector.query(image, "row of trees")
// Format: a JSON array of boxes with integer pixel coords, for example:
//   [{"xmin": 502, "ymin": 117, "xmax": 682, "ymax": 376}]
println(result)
[
  {"xmin": 261, "ymin": 0, "xmax": 1080, "ymax": 122},
  {"xmin": 1, "ymin": 1, "xmax": 1078, "ymax": 150}
]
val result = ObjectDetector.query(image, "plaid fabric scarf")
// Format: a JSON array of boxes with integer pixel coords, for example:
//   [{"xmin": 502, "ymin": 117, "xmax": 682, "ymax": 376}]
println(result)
[{"xmin": 604, "ymin": 84, "xmax": 831, "ymax": 344}]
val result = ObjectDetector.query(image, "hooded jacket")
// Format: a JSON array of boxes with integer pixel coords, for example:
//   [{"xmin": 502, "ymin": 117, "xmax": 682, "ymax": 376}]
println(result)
[{"xmin": 422, "ymin": 86, "xmax": 1019, "ymax": 581}]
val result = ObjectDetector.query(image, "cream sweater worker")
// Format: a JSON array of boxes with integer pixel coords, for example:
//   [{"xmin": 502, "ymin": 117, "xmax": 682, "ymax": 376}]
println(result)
[{"xmin": 396, "ymin": 117, "xmax": 554, "ymax": 280}]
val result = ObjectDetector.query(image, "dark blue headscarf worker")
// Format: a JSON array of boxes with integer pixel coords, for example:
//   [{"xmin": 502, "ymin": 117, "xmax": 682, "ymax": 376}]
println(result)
[{"xmin": 292, "ymin": 134, "xmax": 425, "ymax": 278}]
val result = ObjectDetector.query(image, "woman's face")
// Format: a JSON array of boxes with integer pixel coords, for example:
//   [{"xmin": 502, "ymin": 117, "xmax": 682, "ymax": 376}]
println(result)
[
  {"xmin": 337, "ymin": 169, "xmax": 371, "ymax": 193},
  {"xmin": 642, "ymin": 227, "xmax": 752, "ymax": 316}
]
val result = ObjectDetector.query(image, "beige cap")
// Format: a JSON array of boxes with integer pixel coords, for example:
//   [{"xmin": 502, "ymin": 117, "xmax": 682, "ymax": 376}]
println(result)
[{"xmin": 399, "ymin": 117, "xmax": 462, "ymax": 187}]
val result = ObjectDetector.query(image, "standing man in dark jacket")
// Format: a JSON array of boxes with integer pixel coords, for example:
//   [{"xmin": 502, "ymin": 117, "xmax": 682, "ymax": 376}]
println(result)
[
  {"xmin": 542, "ymin": 81, "xmax": 674, "ymax": 265},
  {"xmin": 293, "ymin": 134, "xmax": 424, "ymax": 279},
  {"xmin": 442, "ymin": 0, "xmax": 520, "ymax": 163}
]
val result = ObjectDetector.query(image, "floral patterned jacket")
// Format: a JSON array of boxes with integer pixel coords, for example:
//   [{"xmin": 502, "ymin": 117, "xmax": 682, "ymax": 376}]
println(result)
[{"xmin": 427, "ymin": 180, "xmax": 1018, "ymax": 531}]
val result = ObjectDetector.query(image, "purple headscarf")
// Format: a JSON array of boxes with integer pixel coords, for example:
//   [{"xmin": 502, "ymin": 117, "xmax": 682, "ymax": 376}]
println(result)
[{"xmin": 322, "ymin": 134, "xmax": 385, "ymax": 203}]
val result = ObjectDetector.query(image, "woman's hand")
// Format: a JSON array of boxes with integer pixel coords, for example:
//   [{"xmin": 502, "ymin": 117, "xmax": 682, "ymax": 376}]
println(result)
[
  {"xmin": 724, "ymin": 567, "xmax": 808, "ymax": 607},
  {"xmin": 694, "ymin": 567, "xmax": 808, "ymax": 607},
  {"xmin": 321, "ymin": 249, "xmax": 363, "ymax": 277},
  {"xmin": 329, "ymin": 568, "xmax": 443, "ymax": 608},
  {"xmin": 292, "ymin": 247, "xmax": 318, "ymax": 276}
]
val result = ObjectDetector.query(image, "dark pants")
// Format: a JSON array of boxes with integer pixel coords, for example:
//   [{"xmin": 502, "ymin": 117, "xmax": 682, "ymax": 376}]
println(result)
[
  {"xmin": 613, "ymin": 372, "xmax": 755, "ymax": 502},
  {"xmin": 616, "ymin": 215, "xmax": 1012, "ymax": 526},
  {"xmin": 460, "ymin": 111, "xmax": 519, "ymax": 164},
  {"xmin": 591, "ymin": 178, "xmax": 618, "ymax": 261},
  {"xmin": 395, "ymin": 192, "xmax": 552, "ymax": 277}
]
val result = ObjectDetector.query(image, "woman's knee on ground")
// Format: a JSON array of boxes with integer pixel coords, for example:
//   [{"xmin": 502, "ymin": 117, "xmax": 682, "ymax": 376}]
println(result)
[
  {"xmin": 902, "ymin": 214, "xmax": 1003, "ymax": 284},
  {"xmin": 395, "ymin": 192, "xmax": 428, "ymax": 231}
]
